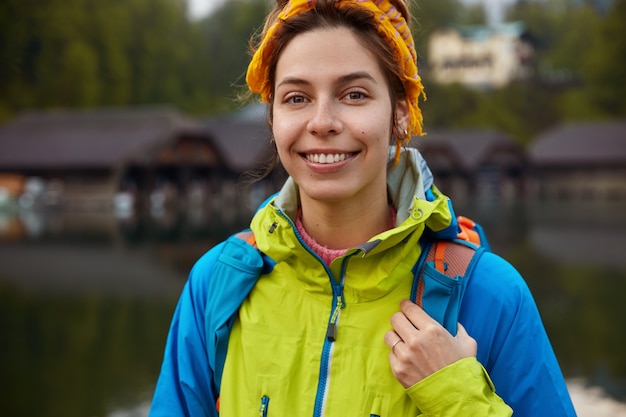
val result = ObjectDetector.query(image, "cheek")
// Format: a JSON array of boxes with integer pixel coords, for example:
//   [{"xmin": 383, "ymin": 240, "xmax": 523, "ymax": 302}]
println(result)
[
  {"xmin": 359, "ymin": 107, "xmax": 393, "ymax": 137},
  {"xmin": 271, "ymin": 119, "xmax": 296, "ymax": 158},
  {"xmin": 361, "ymin": 120, "xmax": 393, "ymax": 148}
]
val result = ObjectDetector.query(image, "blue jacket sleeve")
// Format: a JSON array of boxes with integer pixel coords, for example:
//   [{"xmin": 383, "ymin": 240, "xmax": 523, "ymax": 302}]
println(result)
[
  {"xmin": 460, "ymin": 252, "xmax": 577, "ymax": 416},
  {"xmin": 148, "ymin": 245, "xmax": 224, "ymax": 417},
  {"xmin": 148, "ymin": 235, "xmax": 267, "ymax": 417}
]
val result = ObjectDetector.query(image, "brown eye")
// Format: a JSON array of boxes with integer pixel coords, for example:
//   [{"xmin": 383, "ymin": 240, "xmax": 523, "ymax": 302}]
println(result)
[
  {"xmin": 344, "ymin": 90, "xmax": 366, "ymax": 101},
  {"xmin": 287, "ymin": 95, "xmax": 306, "ymax": 104}
]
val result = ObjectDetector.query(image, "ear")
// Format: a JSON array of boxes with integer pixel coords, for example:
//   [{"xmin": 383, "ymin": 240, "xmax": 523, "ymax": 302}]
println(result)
[{"xmin": 394, "ymin": 99, "xmax": 410, "ymax": 135}]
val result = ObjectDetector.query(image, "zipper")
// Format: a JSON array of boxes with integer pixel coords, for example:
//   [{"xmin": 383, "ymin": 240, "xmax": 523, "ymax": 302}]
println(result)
[
  {"xmin": 273, "ymin": 209, "xmax": 356, "ymax": 417},
  {"xmin": 275, "ymin": 209, "xmax": 347, "ymax": 341},
  {"xmin": 313, "ymin": 282, "xmax": 344, "ymax": 417},
  {"xmin": 258, "ymin": 395, "xmax": 270, "ymax": 417},
  {"xmin": 313, "ymin": 253, "xmax": 358, "ymax": 417}
]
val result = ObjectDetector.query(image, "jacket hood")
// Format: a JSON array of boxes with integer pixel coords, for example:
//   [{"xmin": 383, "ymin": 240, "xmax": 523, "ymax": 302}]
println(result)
[
  {"xmin": 268, "ymin": 147, "xmax": 458, "ymax": 233},
  {"xmin": 251, "ymin": 147, "xmax": 460, "ymax": 259}
]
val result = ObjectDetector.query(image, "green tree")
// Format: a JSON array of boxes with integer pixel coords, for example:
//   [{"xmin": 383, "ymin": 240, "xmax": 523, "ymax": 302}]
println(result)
[
  {"xmin": 421, "ymin": 80, "xmax": 559, "ymax": 145},
  {"xmin": 548, "ymin": 4, "xmax": 601, "ymax": 81},
  {"xmin": 0, "ymin": 0, "xmax": 207, "ymax": 118},
  {"xmin": 457, "ymin": 4, "xmax": 488, "ymax": 26},
  {"xmin": 508, "ymin": 0, "xmax": 569, "ymax": 77},
  {"xmin": 60, "ymin": 40, "xmax": 101, "ymax": 106},
  {"xmin": 421, "ymin": 82, "xmax": 481, "ymax": 130},
  {"xmin": 411, "ymin": 0, "xmax": 463, "ymax": 61},
  {"xmin": 1, "ymin": 0, "xmax": 622, "ymax": 127},
  {"xmin": 90, "ymin": 1, "xmax": 133, "ymax": 105},
  {"xmin": 199, "ymin": 0, "xmax": 268, "ymax": 112},
  {"xmin": 584, "ymin": 0, "xmax": 626, "ymax": 116}
]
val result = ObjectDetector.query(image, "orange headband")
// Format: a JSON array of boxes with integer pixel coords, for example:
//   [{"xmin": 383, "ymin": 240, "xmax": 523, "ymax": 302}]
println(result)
[{"xmin": 246, "ymin": 0, "xmax": 426, "ymax": 146}]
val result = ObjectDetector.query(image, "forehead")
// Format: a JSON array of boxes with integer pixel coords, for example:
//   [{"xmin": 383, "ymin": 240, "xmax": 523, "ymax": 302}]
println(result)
[{"xmin": 275, "ymin": 27, "xmax": 387, "ymax": 85}]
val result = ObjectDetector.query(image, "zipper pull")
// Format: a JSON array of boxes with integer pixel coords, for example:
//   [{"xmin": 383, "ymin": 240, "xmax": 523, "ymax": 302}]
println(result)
[
  {"xmin": 327, "ymin": 295, "xmax": 343, "ymax": 342},
  {"xmin": 327, "ymin": 323, "xmax": 337, "ymax": 342},
  {"xmin": 258, "ymin": 395, "xmax": 270, "ymax": 417}
]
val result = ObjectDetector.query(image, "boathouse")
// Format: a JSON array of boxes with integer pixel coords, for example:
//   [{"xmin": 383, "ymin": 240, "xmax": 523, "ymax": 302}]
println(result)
[
  {"xmin": 0, "ymin": 107, "xmax": 270, "ymax": 212},
  {"xmin": 529, "ymin": 120, "xmax": 626, "ymax": 200},
  {"xmin": 409, "ymin": 129, "xmax": 527, "ymax": 201}
]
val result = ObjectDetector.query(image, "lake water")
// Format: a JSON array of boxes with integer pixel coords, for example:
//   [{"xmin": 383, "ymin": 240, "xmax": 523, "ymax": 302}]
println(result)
[{"xmin": 0, "ymin": 200, "xmax": 625, "ymax": 416}]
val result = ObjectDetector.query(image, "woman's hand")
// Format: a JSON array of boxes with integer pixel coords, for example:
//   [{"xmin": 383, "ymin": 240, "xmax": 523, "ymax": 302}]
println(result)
[{"xmin": 384, "ymin": 299, "xmax": 477, "ymax": 388}]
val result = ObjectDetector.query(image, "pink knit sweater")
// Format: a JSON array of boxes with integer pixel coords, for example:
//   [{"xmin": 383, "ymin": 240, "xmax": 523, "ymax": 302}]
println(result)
[{"xmin": 295, "ymin": 207, "xmax": 397, "ymax": 266}]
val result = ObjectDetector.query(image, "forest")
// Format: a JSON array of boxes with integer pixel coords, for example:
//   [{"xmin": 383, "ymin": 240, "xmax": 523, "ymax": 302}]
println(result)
[{"xmin": 1, "ymin": 0, "xmax": 625, "ymax": 144}]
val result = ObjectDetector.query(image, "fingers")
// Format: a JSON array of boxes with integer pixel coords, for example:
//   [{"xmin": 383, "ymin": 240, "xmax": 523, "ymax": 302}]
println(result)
[
  {"xmin": 400, "ymin": 298, "xmax": 431, "ymax": 328},
  {"xmin": 386, "ymin": 300, "xmax": 478, "ymax": 388},
  {"xmin": 455, "ymin": 322, "xmax": 478, "ymax": 357},
  {"xmin": 390, "ymin": 299, "xmax": 441, "ymax": 342},
  {"xmin": 384, "ymin": 330, "xmax": 403, "ymax": 353},
  {"xmin": 388, "ymin": 300, "xmax": 477, "ymax": 358}
]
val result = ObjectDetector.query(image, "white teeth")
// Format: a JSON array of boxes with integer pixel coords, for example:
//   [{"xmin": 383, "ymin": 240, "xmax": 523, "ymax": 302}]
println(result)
[{"xmin": 307, "ymin": 153, "xmax": 347, "ymax": 164}]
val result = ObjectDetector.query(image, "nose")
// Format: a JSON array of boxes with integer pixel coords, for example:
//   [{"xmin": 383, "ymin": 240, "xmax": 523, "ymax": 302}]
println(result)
[{"xmin": 307, "ymin": 99, "xmax": 342, "ymax": 137}]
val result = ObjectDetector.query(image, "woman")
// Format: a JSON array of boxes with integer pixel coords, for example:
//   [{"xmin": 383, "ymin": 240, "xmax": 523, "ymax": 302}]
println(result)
[{"xmin": 150, "ymin": 1, "xmax": 576, "ymax": 416}]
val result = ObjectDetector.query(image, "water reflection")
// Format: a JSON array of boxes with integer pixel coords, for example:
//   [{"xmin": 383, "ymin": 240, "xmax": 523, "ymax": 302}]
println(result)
[
  {"xmin": 0, "ymin": 288, "xmax": 175, "ymax": 417},
  {"xmin": 0, "ymin": 201, "xmax": 625, "ymax": 416},
  {"xmin": 0, "ymin": 206, "xmax": 251, "ymax": 417},
  {"xmin": 457, "ymin": 200, "xmax": 626, "ymax": 403}
]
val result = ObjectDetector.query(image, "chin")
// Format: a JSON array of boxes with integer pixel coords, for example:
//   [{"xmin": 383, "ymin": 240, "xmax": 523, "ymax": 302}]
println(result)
[{"xmin": 300, "ymin": 186, "xmax": 356, "ymax": 205}]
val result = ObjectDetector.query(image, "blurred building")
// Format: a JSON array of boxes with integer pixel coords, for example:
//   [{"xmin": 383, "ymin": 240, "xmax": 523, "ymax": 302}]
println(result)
[
  {"xmin": 0, "ymin": 106, "xmax": 277, "ymax": 214},
  {"xmin": 4, "ymin": 105, "xmax": 624, "ymax": 213},
  {"xmin": 428, "ymin": 21, "xmax": 534, "ymax": 89},
  {"xmin": 409, "ymin": 129, "xmax": 527, "ymax": 201},
  {"xmin": 529, "ymin": 120, "xmax": 626, "ymax": 200}
]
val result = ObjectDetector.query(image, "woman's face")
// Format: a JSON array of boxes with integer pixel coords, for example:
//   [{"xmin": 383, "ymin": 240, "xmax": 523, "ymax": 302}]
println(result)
[{"xmin": 272, "ymin": 26, "xmax": 408, "ymax": 206}]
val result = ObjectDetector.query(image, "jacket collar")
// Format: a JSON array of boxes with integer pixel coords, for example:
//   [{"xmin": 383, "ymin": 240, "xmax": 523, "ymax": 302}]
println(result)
[{"xmin": 252, "ymin": 147, "xmax": 458, "ymax": 260}]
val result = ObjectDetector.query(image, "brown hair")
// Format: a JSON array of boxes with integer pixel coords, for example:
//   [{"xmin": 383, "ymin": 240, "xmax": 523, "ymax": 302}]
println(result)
[{"xmin": 252, "ymin": 0, "xmax": 411, "ymax": 126}]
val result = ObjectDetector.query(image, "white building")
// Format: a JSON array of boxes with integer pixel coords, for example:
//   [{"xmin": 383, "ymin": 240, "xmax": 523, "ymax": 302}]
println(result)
[{"xmin": 428, "ymin": 22, "xmax": 534, "ymax": 89}]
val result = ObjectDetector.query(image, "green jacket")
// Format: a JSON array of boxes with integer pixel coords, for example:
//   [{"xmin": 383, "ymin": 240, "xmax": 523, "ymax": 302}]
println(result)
[{"xmin": 218, "ymin": 149, "xmax": 512, "ymax": 416}]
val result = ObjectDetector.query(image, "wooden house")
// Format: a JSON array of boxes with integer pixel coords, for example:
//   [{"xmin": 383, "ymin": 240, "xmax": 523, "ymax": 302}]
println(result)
[
  {"xmin": 0, "ymin": 107, "xmax": 241, "ymax": 212},
  {"xmin": 409, "ymin": 129, "xmax": 527, "ymax": 200},
  {"xmin": 204, "ymin": 110, "xmax": 282, "ymax": 210},
  {"xmin": 529, "ymin": 120, "xmax": 626, "ymax": 200},
  {"xmin": 428, "ymin": 22, "xmax": 534, "ymax": 89}
]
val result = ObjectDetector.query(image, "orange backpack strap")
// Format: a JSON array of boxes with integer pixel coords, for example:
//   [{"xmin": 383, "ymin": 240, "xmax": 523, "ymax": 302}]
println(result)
[
  {"xmin": 434, "ymin": 241, "xmax": 448, "ymax": 273},
  {"xmin": 235, "ymin": 230, "xmax": 257, "ymax": 248},
  {"xmin": 414, "ymin": 240, "xmax": 478, "ymax": 305},
  {"xmin": 411, "ymin": 232, "xmax": 485, "ymax": 337},
  {"xmin": 456, "ymin": 215, "xmax": 481, "ymax": 246},
  {"xmin": 427, "ymin": 240, "xmax": 477, "ymax": 277}
]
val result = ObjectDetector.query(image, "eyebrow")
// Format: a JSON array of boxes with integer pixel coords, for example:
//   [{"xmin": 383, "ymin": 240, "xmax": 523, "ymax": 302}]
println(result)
[
  {"xmin": 276, "ymin": 71, "xmax": 377, "ymax": 89},
  {"xmin": 337, "ymin": 71, "xmax": 377, "ymax": 85}
]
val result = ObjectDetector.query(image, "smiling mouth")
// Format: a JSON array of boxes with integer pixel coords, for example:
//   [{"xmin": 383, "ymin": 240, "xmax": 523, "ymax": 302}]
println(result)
[{"xmin": 305, "ymin": 153, "xmax": 353, "ymax": 164}]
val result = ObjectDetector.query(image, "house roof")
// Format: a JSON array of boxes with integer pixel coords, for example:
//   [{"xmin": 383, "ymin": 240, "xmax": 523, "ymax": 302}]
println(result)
[
  {"xmin": 452, "ymin": 21, "xmax": 527, "ymax": 42},
  {"xmin": 0, "ymin": 106, "xmax": 207, "ymax": 171},
  {"xmin": 530, "ymin": 120, "xmax": 626, "ymax": 166},
  {"xmin": 409, "ymin": 128, "xmax": 526, "ymax": 173},
  {"xmin": 204, "ymin": 111, "xmax": 273, "ymax": 173}
]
